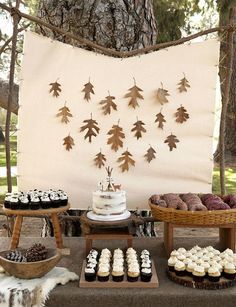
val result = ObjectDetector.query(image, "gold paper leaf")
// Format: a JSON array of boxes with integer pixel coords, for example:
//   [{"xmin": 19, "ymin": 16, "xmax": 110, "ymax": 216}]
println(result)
[
  {"xmin": 117, "ymin": 150, "xmax": 135, "ymax": 172},
  {"xmin": 164, "ymin": 133, "xmax": 179, "ymax": 151},
  {"xmin": 49, "ymin": 81, "xmax": 61, "ymax": 97},
  {"xmin": 107, "ymin": 123, "xmax": 125, "ymax": 152},
  {"xmin": 94, "ymin": 150, "xmax": 106, "ymax": 169},
  {"xmin": 63, "ymin": 135, "xmax": 74, "ymax": 151},
  {"xmin": 144, "ymin": 146, "xmax": 156, "ymax": 163},
  {"xmin": 82, "ymin": 80, "xmax": 95, "ymax": 101},
  {"xmin": 100, "ymin": 94, "xmax": 117, "ymax": 115},
  {"xmin": 80, "ymin": 115, "xmax": 100, "ymax": 143},
  {"xmin": 56, "ymin": 103, "xmax": 73, "ymax": 124},
  {"xmin": 131, "ymin": 119, "xmax": 146, "ymax": 140},
  {"xmin": 175, "ymin": 105, "xmax": 189, "ymax": 123}
]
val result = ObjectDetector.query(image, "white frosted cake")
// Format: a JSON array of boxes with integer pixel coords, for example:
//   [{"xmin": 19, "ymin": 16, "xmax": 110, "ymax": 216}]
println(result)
[{"xmin": 92, "ymin": 190, "xmax": 126, "ymax": 215}]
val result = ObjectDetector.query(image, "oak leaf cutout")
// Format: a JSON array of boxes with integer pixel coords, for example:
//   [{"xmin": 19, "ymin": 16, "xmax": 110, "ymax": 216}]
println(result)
[
  {"xmin": 94, "ymin": 150, "xmax": 106, "ymax": 169},
  {"xmin": 100, "ymin": 94, "xmax": 117, "ymax": 115},
  {"xmin": 63, "ymin": 135, "xmax": 75, "ymax": 151},
  {"xmin": 107, "ymin": 123, "xmax": 125, "ymax": 152},
  {"xmin": 144, "ymin": 146, "xmax": 156, "ymax": 163},
  {"xmin": 117, "ymin": 150, "xmax": 135, "ymax": 172},
  {"xmin": 82, "ymin": 80, "xmax": 95, "ymax": 101},
  {"xmin": 164, "ymin": 133, "xmax": 179, "ymax": 151},
  {"xmin": 56, "ymin": 104, "xmax": 73, "ymax": 124},
  {"xmin": 155, "ymin": 111, "xmax": 166, "ymax": 129},
  {"xmin": 49, "ymin": 81, "xmax": 61, "ymax": 97},
  {"xmin": 178, "ymin": 76, "xmax": 190, "ymax": 92},
  {"xmin": 131, "ymin": 119, "xmax": 146, "ymax": 139},
  {"xmin": 175, "ymin": 105, "xmax": 189, "ymax": 123},
  {"xmin": 124, "ymin": 79, "xmax": 144, "ymax": 109},
  {"xmin": 80, "ymin": 116, "xmax": 100, "ymax": 143},
  {"xmin": 157, "ymin": 83, "xmax": 170, "ymax": 105}
]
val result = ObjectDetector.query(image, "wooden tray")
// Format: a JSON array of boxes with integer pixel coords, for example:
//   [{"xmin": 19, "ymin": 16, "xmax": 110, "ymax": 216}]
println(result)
[
  {"xmin": 166, "ymin": 269, "xmax": 236, "ymax": 290},
  {"xmin": 79, "ymin": 260, "xmax": 159, "ymax": 288}
]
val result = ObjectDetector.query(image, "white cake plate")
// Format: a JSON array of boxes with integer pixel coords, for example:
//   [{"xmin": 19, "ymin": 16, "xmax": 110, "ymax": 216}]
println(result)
[{"xmin": 87, "ymin": 210, "xmax": 131, "ymax": 222}]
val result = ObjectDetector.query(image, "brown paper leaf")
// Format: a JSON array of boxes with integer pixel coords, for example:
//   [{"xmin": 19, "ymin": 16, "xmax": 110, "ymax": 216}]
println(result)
[
  {"xmin": 117, "ymin": 150, "xmax": 135, "ymax": 172},
  {"xmin": 80, "ymin": 116, "xmax": 100, "ymax": 143},
  {"xmin": 164, "ymin": 133, "xmax": 179, "ymax": 151},
  {"xmin": 155, "ymin": 111, "xmax": 166, "ymax": 129},
  {"xmin": 175, "ymin": 105, "xmax": 189, "ymax": 123},
  {"xmin": 178, "ymin": 76, "xmax": 190, "ymax": 93},
  {"xmin": 131, "ymin": 119, "xmax": 146, "ymax": 140},
  {"xmin": 94, "ymin": 150, "xmax": 106, "ymax": 168},
  {"xmin": 49, "ymin": 81, "xmax": 61, "ymax": 97},
  {"xmin": 82, "ymin": 81, "xmax": 95, "ymax": 101},
  {"xmin": 107, "ymin": 124, "xmax": 125, "ymax": 152},
  {"xmin": 100, "ymin": 94, "xmax": 117, "ymax": 115},
  {"xmin": 124, "ymin": 80, "xmax": 144, "ymax": 109},
  {"xmin": 157, "ymin": 83, "xmax": 170, "ymax": 105},
  {"xmin": 63, "ymin": 135, "xmax": 75, "ymax": 151},
  {"xmin": 56, "ymin": 104, "xmax": 73, "ymax": 124},
  {"xmin": 144, "ymin": 146, "xmax": 156, "ymax": 163}
]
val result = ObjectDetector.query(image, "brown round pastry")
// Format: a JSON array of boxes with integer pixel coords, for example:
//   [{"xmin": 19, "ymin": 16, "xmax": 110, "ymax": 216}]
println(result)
[
  {"xmin": 180, "ymin": 193, "xmax": 207, "ymax": 211},
  {"xmin": 162, "ymin": 193, "xmax": 188, "ymax": 210}
]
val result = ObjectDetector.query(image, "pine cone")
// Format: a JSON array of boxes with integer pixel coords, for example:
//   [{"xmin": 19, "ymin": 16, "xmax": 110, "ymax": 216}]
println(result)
[
  {"xmin": 25, "ymin": 243, "xmax": 48, "ymax": 262},
  {"xmin": 5, "ymin": 250, "xmax": 27, "ymax": 262}
]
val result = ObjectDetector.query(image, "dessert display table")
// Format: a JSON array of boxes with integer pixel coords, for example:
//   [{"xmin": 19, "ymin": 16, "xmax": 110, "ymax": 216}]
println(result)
[
  {"xmin": 164, "ymin": 222, "xmax": 236, "ymax": 256},
  {"xmin": 3, "ymin": 204, "xmax": 70, "ymax": 249},
  {"xmin": 1, "ymin": 237, "xmax": 236, "ymax": 307},
  {"xmin": 80, "ymin": 213, "xmax": 143, "ymax": 255}
]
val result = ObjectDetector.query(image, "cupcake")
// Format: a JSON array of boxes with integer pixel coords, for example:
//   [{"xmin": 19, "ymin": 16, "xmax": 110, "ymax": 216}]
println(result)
[
  {"xmin": 97, "ymin": 264, "xmax": 110, "ymax": 282},
  {"xmin": 59, "ymin": 193, "xmax": 68, "ymax": 206},
  {"xmin": 174, "ymin": 261, "xmax": 186, "ymax": 276},
  {"xmin": 19, "ymin": 196, "xmax": 30, "ymax": 210},
  {"xmin": 112, "ymin": 265, "xmax": 124, "ymax": 282},
  {"xmin": 41, "ymin": 195, "xmax": 51, "ymax": 209},
  {"xmin": 208, "ymin": 266, "xmax": 221, "ymax": 282},
  {"xmin": 168, "ymin": 256, "xmax": 177, "ymax": 272},
  {"xmin": 30, "ymin": 196, "xmax": 40, "ymax": 210},
  {"xmin": 50, "ymin": 194, "xmax": 60, "ymax": 208},
  {"xmin": 127, "ymin": 263, "xmax": 140, "ymax": 282},
  {"xmin": 186, "ymin": 262, "xmax": 196, "ymax": 276},
  {"xmin": 177, "ymin": 254, "xmax": 186, "ymax": 262},
  {"xmin": 170, "ymin": 250, "xmax": 179, "ymax": 257},
  {"xmin": 141, "ymin": 267, "xmax": 152, "ymax": 282},
  {"xmin": 202, "ymin": 262, "xmax": 210, "ymax": 277},
  {"xmin": 223, "ymin": 263, "xmax": 236, "ymax": 280},
  {"xmin": 4, "ymin": 194, "xmax": 12, "ymax": 209},
  {"xmin": 177, "ymin": 248, "xmax": 186, "ymax": 254},
  {"xmin": 192, "ymin": 265, "xmax": 205, "ymax": 282},
  {"xmin": 85, "ymin": 266, "xmax": 96, "ymax": 282},
  {"xmin": 10, "ymin": 197, "xmax": 20, "ymax": 210}
]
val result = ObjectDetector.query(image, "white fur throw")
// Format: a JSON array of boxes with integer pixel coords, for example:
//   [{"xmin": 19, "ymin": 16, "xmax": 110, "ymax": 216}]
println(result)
[{"xmin": 0, "ymin": 266, "xmax": 78, "ymax": 307}]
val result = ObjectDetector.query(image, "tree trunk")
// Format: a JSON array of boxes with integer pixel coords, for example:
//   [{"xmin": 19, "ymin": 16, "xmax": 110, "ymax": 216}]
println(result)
[
  {"xmin": 0, "ymin": 78, "xmax": 19, "ymax": 114},
  {"xmin": 215, "ymin": 1, "xmax": 236, "ymax": 166},
  {"xmin": 35, "ymin": 0, "xmax": 157, "ymax": 237}
]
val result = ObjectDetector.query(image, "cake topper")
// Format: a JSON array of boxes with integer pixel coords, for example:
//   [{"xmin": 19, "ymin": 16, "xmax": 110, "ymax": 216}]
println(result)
[{"xmin": 99, "ymin": 166, "xmax": 121, "ymax": 192}]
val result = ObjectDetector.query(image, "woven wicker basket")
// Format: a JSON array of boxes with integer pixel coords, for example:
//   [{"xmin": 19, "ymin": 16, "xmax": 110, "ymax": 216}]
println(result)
[{"xmin": 149, "ymin": 201, "xmax": 236, "ymax": 226}]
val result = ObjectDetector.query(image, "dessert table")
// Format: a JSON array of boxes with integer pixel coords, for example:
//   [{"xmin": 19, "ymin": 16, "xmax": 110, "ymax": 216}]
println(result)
[{"xmin": 1, "ymin": 236, "xmax": 236, "ymax": 307}]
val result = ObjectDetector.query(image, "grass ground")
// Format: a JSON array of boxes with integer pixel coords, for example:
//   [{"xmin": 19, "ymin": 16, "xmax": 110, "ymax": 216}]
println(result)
[{"xmin": 0, "ymin": 135, "xmax": 17, "ymax": 167}]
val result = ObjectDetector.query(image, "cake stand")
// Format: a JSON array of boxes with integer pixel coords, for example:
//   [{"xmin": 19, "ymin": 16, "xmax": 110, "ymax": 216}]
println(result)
[{"xmin": 87, "ymin": 210, "xmax": 131, "ymax": 221}]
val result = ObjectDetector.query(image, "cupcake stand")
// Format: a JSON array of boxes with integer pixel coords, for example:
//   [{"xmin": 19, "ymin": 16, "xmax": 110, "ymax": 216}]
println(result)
[{"xmin": 3, "ymin": 203, "xmax": 70, "ymax": 249}]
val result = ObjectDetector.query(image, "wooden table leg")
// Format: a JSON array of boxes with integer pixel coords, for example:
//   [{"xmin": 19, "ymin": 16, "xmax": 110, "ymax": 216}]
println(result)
[
  {"xmin": 10, "ymin": 215, "xmax": 23, "ymax": 249},
  {"xmin": 51, "ymin": 213, "xmax": 63, "ymax": 249},
  {"xmin": 219, "ymin": 227, "xmax": 236, "ymax": 252},
  {"xmin": 85, "ymin": 236, "xmax": 93, "ymax": 255},
  {"xmin": 164, "ymin": 222, "xmax": 173, "ymax": 257},
  {"xmin": 127, "ymin": 237, "xmax": 133, "ymax": 248}
]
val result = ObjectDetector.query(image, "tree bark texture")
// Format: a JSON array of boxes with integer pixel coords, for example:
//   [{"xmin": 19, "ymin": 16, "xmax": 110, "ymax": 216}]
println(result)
[
  {"xmin": 215, "ymin": 1, "xmax": 236, "ymax": 166},
  {"xmin": 35, "ymin": 0, "xmax": 157, "ymax": 51},
  {"xmin": 0, "ymin": 78, "xmax": 19, "ymax": 115}
]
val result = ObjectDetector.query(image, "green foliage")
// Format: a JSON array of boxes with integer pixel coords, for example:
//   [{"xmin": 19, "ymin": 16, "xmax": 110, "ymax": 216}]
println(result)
[{"xmin": 213, "ymin": 167, "xmax": 236, "ymax": 194}]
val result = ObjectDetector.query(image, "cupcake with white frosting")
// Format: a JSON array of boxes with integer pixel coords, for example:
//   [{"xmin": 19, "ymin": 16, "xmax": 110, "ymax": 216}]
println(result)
[
  {"xmin": 127, "ymin": 262, "xmax": 140, "ymax": 282},
  {"xmin": 174, "ymin": 260, "xmax": 186, "ymax": 276},
  {"xmin": 223, "ymin": 262, "xmax": 236, "ymax": 280},
  {"xmin": 186, "ymin": 262, "xmax": 196, "ymax": 276},
  {"xmin": 141, "ymin": 267, "xmax": 152, "ymax": 282},
  {"xmin": 192, "ymin": 265, "xmax": 205, "ymax": 282},
  {"xmin": 97, "ymin": 263, "xmax": 110, "ymax": 282},
  {"xmin": 208, "ymin": 266, "xmax": 221, "ymax": 282}
]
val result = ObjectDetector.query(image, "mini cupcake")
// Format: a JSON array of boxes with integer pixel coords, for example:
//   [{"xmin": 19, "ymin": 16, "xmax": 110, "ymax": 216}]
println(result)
[
  {"xmin": 223, "ymin": 263, "xmax": 236, "ymax": 280},
  {"xmin": 192, "ymin": 265, "xmax": 205, "ymax": 282},
  {"xmin": 127, "ymin": 263, "xmax": 140, "ymax": 282},
  {"xmin": 19, "ymin": 196, "xmax": 30, "ymax": 210},
  {"xmin": 177, "ymin": 254, "xmax": 186, "ymax": 262},
  {"xmin": 141, "ymin": 267, "xmax": 152, "ymax": 282},
  {"xmin": 41, "ymin": 195, "xmax": 51, "ymax": 209},
  {"xmin": 208, "ymin": 266, "xmax": 221, "ymax": 282},
  {"xmin": 112, "ymin": 265, "xmax": 124, "ymax": 282},
  {"xmin": 170, "ymin": 250, "xmax": 179, "ymax": 257},
  {"xmin": 177, "ymin": 247, "xmax": 186, "ymax": 254},
  {"xmin": 186, "ymin": 262, "xmax": 196, "ymax": 276},
  {"xmin": 97, "ymin": 264, "xmax": 110, "ymax": 282},
  {"xmin": 50, "ymin": 194, "xmax": 60, "ymax": 208},
  {"xmin": 4, "ymin": 194, "xmax": 12, "ymax": 209},
  {"xmin": 85, "ymin": 266, "xmax": 96, "ymax": 282},
  {"xmin": 10, "ymin": 197, "xmax": 20, "ymax": 210},
  {"xmin": 202, "ymin": 262, "xmax": 210, "ymax": 277},
  {"xmin": 174, "ymin": 261, "xmax": 186, "ymax": 276},
  {"xmin": 30, "ymin": 196, "xmax": 40, "ymax": 210},
  {"xmin": 59, "ymin": 193, "xmax": 68, "ymax": 206}
]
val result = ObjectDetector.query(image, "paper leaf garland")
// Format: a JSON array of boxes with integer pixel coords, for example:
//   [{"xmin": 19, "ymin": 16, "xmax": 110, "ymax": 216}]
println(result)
[
  {"xmin": 80, "ymin": 115, "xmax": 100, "ymax": 143},
  {"xmin": 82, "ymin": 80, "xmax": 95, "ymax": 101},
  {"xmin": 63, "ymin": 135, "xmax": 74, "ymax": 151},
  {"xmin": 49, "ymin": 81, "xmax": 61, "ymax": 97},
  {"xmin": 175, "ymin": 105, "xmax": 189, "ymax": 123},
  {"xmin": 124, "ymin": 79, "xmax": 144, "ymax": 109},
  {"xmin": 94, "ymin": 150, "xmax": 106, "ymax": 168},
  {"xmin": 117, "ymin": 150, "xmax": 135, "ymax": 172},
  {"xmin": 164, "ymin": 133, "xmax": 179, "ymax": 151},
  {"xmin": 131, "ymin": 119, "xmax": 146, "ymax": 140},
  {"xmin": 107, "ymin": 123, "xmax": 125, "ymax": 152},
  {"xmin": 100, "ymin": 94, "xmax": 117, "ymax": 115},
  {"xmin": 178, "ymin": 76, "xmax": 190, "ymax": 92},
  {"xmin": 144, "ymin": 146, "xmax": 156, "ymax": 163},
  {"xmin": 157, "ymin": 83, "xmax": 170, "ymax": 105},
  {"xmin": 56, "ymin": 103, "xmax": 73, "ymax": 124},
  {"xmin": 155, "ymin": 111, "xmax": 166, "ymax": 129}
]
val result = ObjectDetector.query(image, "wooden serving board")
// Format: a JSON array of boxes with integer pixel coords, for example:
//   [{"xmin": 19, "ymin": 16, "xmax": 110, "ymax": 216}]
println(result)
[
  {"xmin": 167, "ymin": 269, "xmax": 236, "ymax": 290},
  {"xmin": 79, "ymin": 260, "xmax": 159, "ymax": 288}
]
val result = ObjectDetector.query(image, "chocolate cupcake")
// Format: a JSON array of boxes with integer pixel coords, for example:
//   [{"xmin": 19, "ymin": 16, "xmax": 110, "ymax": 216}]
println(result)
[
  {"xmin": 10, "ymin": 197, "xmax": 20, "ymax": 210},
  {"xmin": 19, "ymin": 197, "xmax": 30, "ymax": 210},
  {"xmin": 112, "ymin": 265, "xmax": 124, "ymax": 282},
  {"xmin": 192, "ymin": 265, "xmax": 205, "ymax": 282},
  {"xmin": 85, "ymin": 266, "xmax": 96, "ymax": 282},
  {"xmin": 97, "ymin": 264, "xmax": 110, "ymax": 282},
  {"xmin": 50, "ymin": 194, "xmax": 60, "ymax": 208},
  {"xmin": 41, "ymin": 195, "xmax": 51, "ymax": 209},
  {"xmin": 59, "ymin": 193, "xmax": 68, "ymax": 206},
  {"xmin": 186, "ymin": 262, "xmax": 196, "ymax": 277},
  {"xmin": 30, "ymin": 197, "xmax": 40, "ymax": 210},
  {"xmin": 208, "ymin": 266, "xmax": 221, "ymax": 282},
  {"xmin": 174, "ymin": 260, "xmax": 186, "ymax": 276},
  {"xmin": 141, "ymin": 267, "xmax": 152, "ymax": 282},
  {"xmin": 223, "ymin": 263, "xmax": 236, "ymax": 280},
  {"xmin": 4, "ymin": 194, "xmax": 12, "ymax": 209},
  {"xmin": 127, "ymin": 263, "xmax": 140, "ymax": 282}
]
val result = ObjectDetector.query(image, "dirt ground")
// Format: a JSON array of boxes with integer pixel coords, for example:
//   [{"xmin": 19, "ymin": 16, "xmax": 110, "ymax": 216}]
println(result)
[{"xmin": 0, "ymin": 215, "xmax": 218, "ymax": 238}]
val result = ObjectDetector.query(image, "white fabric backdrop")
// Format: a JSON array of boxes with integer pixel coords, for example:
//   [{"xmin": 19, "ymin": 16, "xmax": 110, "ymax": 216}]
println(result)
[{"xmin": 18, "ymin": 32, "xmax": 219, "ymax": 209}]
